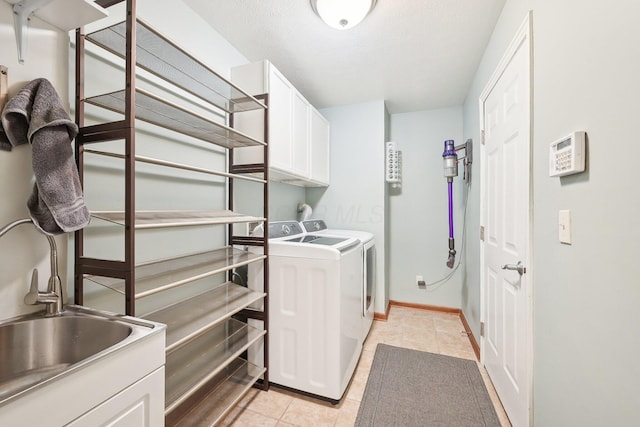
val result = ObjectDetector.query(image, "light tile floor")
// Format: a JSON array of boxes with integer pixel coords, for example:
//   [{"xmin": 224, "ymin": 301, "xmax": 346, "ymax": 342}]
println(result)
[{"xmin": 221, "ymin": 306, "xmax": 511, "ymax": 426}]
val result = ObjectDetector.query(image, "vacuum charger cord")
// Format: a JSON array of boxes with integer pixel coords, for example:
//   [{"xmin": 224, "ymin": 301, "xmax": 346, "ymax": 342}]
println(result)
[{"xmin": 425, "ymin": 180, "xmax": 470, "ymax": 289}]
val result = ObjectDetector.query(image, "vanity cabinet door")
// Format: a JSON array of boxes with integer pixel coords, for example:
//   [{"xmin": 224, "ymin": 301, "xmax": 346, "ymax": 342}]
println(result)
[{"xmin": 67, "ymin": 367, "xmax": 165, "ymax": 427}]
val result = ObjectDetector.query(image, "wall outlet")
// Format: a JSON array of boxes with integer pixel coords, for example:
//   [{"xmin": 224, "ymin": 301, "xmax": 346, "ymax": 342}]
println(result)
[{"xmin": 416, "ymin": 275, "xmax": 426, "ymax": 289}]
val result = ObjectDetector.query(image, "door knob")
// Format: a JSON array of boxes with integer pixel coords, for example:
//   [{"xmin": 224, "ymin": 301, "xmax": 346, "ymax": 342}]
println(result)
[{"xmin": 501, "ymin": 261, "xmax": 526, "ymax": 275}]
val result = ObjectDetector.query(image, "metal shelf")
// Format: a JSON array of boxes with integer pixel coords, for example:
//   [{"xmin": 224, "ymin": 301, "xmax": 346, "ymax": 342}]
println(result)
[
  {"xmin": 167, "ymin": 358, "xmax": 265, "ymax": 425},
  {"xmin": 85, "ymin": 88, "xmax": 265, "ymax": 149},
  {"xmin": 165, "ymin": 318, "xmax": 265, "ymax": 413},
  {"xmin": 91, "ymin": 210, "xmax": 264, "ymax": 229},
  {"xmin": 84, "ymin": 247, "xmax": 266, "ymax": 299},
  {"xmin": 143, "ymin": 283, "xmax": 266, "ymax": 353},
  {"xmin": 85, "ymin": 18, "xmax": 266, "ymax": 114},
  {"xmin": 84, "ymin": 149, "xmax": 267, "ymax": 184},
  {"xmin": 75, "ymin": 3, "xmax": 270, "ymax": 421}
]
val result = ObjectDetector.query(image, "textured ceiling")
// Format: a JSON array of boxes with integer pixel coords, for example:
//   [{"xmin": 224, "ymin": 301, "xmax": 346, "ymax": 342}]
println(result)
[{"xmin": 183, "ymin": 0, "xmax": 506, "ymax": 114}]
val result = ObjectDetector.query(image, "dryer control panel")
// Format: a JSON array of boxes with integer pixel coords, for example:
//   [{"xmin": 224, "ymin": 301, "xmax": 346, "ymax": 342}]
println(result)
[{"xmin": 302, "ymin": 220, "xmax": 327, "ymax": 233}]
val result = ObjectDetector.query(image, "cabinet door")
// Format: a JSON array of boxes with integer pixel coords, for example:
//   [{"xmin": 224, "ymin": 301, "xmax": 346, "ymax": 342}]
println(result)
[
  {"xmin": 67, "ymin": 367, "xmax": 165, "ymax": 427},
  {"xmin": 268, "ymin": 66, "xmax": 293, "ymax": 172},
  {"xmin": 291, "ymin": 91, "xmax": 310, "ymax": 178},
  {"xmin": 230, "ymin": 61, "xmax": 266, "ymax": 166},
  {"xmin": 231, "ymin": 60, "xmax": 328, "ymax": 185},
  {"xmin": 309, "ymin": 108, "xmax": 330, "ymax": 185}
]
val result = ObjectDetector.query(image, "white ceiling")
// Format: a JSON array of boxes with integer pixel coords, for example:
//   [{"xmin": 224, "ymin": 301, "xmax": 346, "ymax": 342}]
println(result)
[{"xmin": 183, "ymin": 0, "xmax": 506, "ymax": 114}]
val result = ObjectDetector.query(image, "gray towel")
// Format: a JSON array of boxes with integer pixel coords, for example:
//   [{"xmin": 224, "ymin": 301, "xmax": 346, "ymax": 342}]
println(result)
[{"xmin": 1, "ymin": 78, "xmax": 90, "ymax": 235}]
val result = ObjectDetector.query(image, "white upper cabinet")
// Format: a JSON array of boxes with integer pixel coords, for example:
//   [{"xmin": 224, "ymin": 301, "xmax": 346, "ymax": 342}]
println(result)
[
  {"xmin": 232, "ymin": 60, "xmax": 329, "ymax": 187},
  {"xmin": 267, "ymin": 66, "xmax": 294, "ymax": 173},
  {"xmin": 291, "ymin": 90, "xmax": 310, "ymax": 178},
  {"xmin": 309, "ymin": 108, "xmax": 330, "ymax": 186}
]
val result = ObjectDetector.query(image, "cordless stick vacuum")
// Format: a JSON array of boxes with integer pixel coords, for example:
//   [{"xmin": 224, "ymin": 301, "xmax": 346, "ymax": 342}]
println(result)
[
  {"xmin": 442, "ymin": 139, "xmax": 472, "ymax": 268},
  {"xmin": 442, "ymin": 140, "xmax": 458, "ymax": 268}
]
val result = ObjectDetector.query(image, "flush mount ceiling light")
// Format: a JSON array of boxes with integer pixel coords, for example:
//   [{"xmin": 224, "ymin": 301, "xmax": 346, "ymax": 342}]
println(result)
[{"xmin": 310, "ymin": 0, "xmax": 377, "ymax": 30}]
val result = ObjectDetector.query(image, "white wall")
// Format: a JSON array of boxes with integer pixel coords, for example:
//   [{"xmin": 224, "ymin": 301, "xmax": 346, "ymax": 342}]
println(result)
[
  {"xmin": 234, "ymin": 179, "xmax": 305, "ymax": 222},
  {"xmin": 463, "ymin": 0, "xmax": 640, "ymax": 424},
  {"xmin": 142, "ymin": 1, "xmax": 248, "ymax": 78},
  {"xmin": 0, "ymin": 1, "xmax": 71, "ymax": 320},
  {"xmin": 388, "ymin": 107, "xmax": 464, "ymax": 308},
  {"xmin": 306, "ymin": 101, "xmax": 388, "ymax": 313}
]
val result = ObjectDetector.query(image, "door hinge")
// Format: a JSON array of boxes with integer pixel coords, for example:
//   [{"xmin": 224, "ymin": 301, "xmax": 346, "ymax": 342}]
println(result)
[
  {"xmin": 480, "ymin": 226, "xmax": 485, "ymax": 241},
  {"xmin": 481, "ymin": 129, "xmax": 486, "ymax": 145},
  {"xmin": 480, "ymin": 321, "xmax": 485, "ymax": 337}
]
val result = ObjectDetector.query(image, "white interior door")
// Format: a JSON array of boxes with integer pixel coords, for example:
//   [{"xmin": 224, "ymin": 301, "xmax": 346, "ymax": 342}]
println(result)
[{"xmin": 480, "ymin": 13, "xmax": 532, "ymax": 427}]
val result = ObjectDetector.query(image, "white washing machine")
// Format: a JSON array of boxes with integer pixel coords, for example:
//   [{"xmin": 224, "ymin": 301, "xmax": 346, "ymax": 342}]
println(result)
[
  {"xmin": 251, "ymin": 221, "xmax": 363, "ymax": 401},
  {"xmin": 301, "ymin": 220, "xmax": 376, "ymax": 340}
]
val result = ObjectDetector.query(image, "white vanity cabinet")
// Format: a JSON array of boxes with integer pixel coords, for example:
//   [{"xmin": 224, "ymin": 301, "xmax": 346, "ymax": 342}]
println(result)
[
  {"xmin": 232, "ymin": 60, "xmax": 330, "ymax": 187},
  {"xmin": 0, "ymin": 316, "xmax": 166, "ymax": 427}
]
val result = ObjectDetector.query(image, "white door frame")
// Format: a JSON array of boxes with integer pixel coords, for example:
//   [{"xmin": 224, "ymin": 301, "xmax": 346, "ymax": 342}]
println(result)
[{"xmin": 479, "ymin": 11, "xmax": 533, "ymax": 426}]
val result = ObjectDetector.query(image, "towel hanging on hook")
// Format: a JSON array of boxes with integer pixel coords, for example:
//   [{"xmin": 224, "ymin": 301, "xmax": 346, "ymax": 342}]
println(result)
[{"xmin": 1, "ymin": 78, "xmax": 90, "ymax": 235}]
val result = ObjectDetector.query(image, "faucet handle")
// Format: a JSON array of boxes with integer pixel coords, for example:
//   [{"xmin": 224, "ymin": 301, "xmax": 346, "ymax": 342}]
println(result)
[
  {"xmin": 24, "ymin": 268, "xmax": 39, "ymax": 305},
  {"xmin": 24, "ymin": 268, "xmax": 59, "ymax": 307}
]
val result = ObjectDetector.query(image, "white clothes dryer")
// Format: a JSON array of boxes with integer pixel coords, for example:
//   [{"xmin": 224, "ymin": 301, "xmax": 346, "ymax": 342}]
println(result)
[
  {"xmin": 251, "ymin": 221, "xmax": 363, "ymax": 401},
  {"xmin": 301, "ymin": 220, "xmax": 376, "ymax": 340}
]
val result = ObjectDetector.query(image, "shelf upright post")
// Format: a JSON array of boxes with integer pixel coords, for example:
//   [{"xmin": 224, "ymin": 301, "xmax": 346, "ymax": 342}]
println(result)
[
  {"xmin": 226, "ymin": 114, "xmax": 243, "ymax": 288},
  {"xmin": 228, "ymin": 93, "xmax": 270, "ymax": 391},
  {"xmin": 74, "ymin": 25, "xmax": 85, "ymax": 306},
  {"xmin": 123, "ymin": 0, "xmax": 137, "ymax": 315},
  {"xmin": 227, "ymin": 110, "xmax": 234, "ymax": 286},
  {"xmin": 262, "ymin": 93, "xmax": 270, "ymax": 390}
]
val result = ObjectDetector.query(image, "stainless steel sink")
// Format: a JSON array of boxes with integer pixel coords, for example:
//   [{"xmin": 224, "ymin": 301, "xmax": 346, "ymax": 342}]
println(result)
[{"xmin": 0, "ymin": 306, "xmax": 163, "ymax": 407}]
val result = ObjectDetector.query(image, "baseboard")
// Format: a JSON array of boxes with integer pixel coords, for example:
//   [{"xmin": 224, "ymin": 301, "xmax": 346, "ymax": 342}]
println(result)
[
  {"xmin": 387, "ymin": 300, "xmax": 480, "ymax": 360},
  {"xmin": 374, "ymin": 301, "xmax": 391, "ymax": 321},
  {"xmin": 389, "ymin": 300, "xmax": 460, "ymax": 314},
  {"xmin": 459, "ymin": 310, "xmax": 481, "ymax": 360}
]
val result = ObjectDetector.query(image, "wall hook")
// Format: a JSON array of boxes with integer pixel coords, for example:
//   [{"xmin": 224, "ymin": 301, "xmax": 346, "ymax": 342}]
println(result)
[{"xmin": 1, "ymin": 65, "xmax": 8, "ymax": 112}]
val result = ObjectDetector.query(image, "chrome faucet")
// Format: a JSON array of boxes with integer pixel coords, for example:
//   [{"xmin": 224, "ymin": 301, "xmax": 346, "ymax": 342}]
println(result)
[{"xmin": 0, "ymin": 218, "xmax": 64, "ymax": 317}]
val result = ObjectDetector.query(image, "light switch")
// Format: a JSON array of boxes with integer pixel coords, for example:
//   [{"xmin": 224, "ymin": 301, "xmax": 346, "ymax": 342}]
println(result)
[{"xmin": 559, "ymin": 210, "xmax": 571, "ymax": 244}]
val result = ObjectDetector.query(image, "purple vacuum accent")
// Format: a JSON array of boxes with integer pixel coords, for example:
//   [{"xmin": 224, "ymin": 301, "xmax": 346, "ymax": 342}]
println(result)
[
  {"xmin": 448, "ymin": 181, "xmax": 454, "ymax": 238},
  {"xmin": 442, "ymin": 140, "xmax": 456, "ymax": 157}
]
